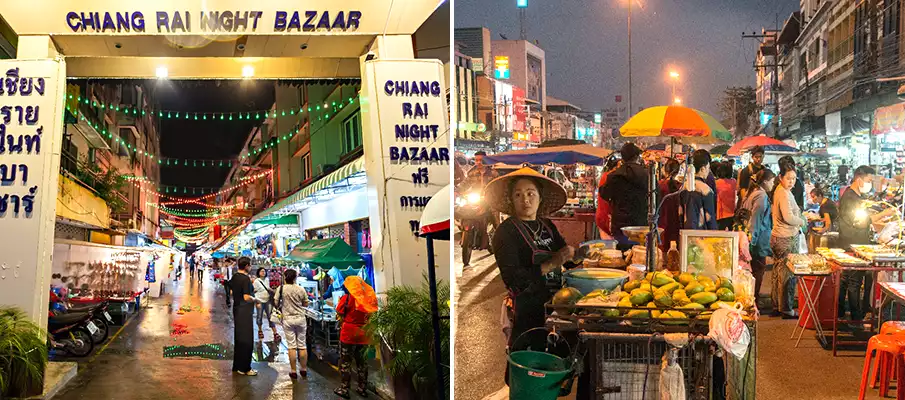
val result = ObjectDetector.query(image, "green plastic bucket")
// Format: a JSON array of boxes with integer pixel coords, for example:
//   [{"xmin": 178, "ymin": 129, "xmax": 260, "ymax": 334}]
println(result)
[{"xmin": 508, "ymin": 350, "xmax": 572, "ymax": 400}]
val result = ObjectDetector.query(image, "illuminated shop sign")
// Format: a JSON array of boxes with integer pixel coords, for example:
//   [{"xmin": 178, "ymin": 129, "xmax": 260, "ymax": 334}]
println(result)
[{"xmin": 64, "ymin": 10, "xmax": 362, "ymax": 33}]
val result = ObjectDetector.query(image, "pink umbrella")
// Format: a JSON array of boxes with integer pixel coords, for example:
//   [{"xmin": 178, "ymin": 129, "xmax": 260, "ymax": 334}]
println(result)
[{"xmin": 726, "ymin": 135, "xmax": 791, "ymax": 156}]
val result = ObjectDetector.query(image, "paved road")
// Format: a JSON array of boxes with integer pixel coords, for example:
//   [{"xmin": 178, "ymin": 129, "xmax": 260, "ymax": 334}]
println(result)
[{"xmin": 52, "ymin": 273, "xmax": 370, "ymax": 400}]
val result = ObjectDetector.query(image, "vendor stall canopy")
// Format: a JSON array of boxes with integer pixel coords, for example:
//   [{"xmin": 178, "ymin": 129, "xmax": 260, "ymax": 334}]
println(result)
[
  {"xmin": 288, "ymin": 238, "xmax": 364, "ymax": 266},
  {"xmin": 481, "ymin": 144, "xmax": 613, "ymax": 166}
]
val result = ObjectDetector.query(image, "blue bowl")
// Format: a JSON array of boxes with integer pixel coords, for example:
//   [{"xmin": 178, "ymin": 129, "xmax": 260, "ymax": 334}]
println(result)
[{"xmin": 563, "ymin": 268, "xmax": 629, "ymax": 295}]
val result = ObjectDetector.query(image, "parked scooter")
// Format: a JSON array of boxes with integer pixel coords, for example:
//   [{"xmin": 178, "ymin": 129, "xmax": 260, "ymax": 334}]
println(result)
[
  {"xmin": 47, "ymin": 312, "xmax": 96, "ymax": 357},
  {"xmin": 50, "ymin": 290, "xmax": 112, "ymax": 344}
]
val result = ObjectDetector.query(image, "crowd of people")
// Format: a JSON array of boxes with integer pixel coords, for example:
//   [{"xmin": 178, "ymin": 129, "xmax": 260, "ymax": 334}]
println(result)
[{"xmin": 180, "ymin": 254, "xmax": 376, "ymax": 398}]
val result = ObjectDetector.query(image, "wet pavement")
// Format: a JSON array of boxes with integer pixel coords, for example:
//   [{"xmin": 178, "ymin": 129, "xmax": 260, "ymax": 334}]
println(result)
[{"xmin": 52, "ymin": 273, "xmax": 370, "ymax": 400}]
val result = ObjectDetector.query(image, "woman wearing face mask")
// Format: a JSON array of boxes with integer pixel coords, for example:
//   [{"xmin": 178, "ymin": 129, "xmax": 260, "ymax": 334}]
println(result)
[
  {"xmin": 485, "ymin": 167, "xmax": 575, "ymax": 383},
  {"xmin": 742, "ymin": 169, "xmax": 776, "ymax": 301},
  {"xmin": 771, "ymin": 164, "xmax": 807, "ymax": 318}
]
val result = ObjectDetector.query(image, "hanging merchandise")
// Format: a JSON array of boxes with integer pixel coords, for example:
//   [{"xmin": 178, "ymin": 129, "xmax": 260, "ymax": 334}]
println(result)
[{"xmin": 145, "ymin": 261, "xmax": 156, "ymax": 283}]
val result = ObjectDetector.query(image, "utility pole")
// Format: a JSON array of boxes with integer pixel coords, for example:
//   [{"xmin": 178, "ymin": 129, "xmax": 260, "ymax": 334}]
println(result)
[
  {"xmin": 628, "ymin": 0, "xmax": 633, "ymax": 114},
  {"xmin": 743, "ymin": 29, "xmax": 783, "ymax": 137}
]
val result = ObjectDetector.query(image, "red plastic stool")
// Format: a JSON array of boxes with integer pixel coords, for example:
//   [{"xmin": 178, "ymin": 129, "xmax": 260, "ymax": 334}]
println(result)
[
  {"xmin": 860, "ymin": 334, "xmax": 905, "ymax": 400},
  {"xmin": 871, "ymin": 323, "xmax": 905, "ymax": 389}
]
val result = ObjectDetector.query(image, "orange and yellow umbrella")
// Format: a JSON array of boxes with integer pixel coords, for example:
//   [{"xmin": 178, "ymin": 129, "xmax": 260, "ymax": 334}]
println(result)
[{"xmin": 620, "ymin": 105, "xmax": 732, "ymax": 144}]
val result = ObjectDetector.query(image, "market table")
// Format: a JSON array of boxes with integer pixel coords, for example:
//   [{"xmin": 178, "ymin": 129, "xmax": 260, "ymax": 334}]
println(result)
[
  {"xmin": 790, "ymin": 266, "xmax": 832, "ymax": 349},
  {"xmin": 830, "ymin": 260, "xmax": 905, "ymax": 356},
  {"xmin": 877, "ymin": 282, "xmax": 905, "ymax": 328}
]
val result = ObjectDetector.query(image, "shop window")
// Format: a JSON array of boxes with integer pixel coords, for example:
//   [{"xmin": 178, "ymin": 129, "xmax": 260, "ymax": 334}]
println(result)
[{"xmin": 342, "ymin": 112, "xmax": 362, "ymax": 154}]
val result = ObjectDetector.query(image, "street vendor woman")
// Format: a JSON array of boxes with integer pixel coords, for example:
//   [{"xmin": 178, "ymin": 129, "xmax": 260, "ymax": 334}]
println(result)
[{"xmin": 484, "ymin": 167, "xmax": 577, "ymax": 382}]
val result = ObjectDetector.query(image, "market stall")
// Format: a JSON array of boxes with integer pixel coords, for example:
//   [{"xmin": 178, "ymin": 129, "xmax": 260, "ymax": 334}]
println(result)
[
  {"xmin": 285, "ymin": 238, "xmax": 371, "ymax": 360},
  {"xmin": 530, "ymin": 233, "xmax": 757, "ymax": 399},
  {"xmin": 483, "ymin": 145, "xmax": 613, "ymax": 247}
]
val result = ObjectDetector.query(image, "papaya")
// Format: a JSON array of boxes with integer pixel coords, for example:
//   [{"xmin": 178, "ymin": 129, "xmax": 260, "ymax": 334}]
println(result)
[
  {"xmin": 689, "ymin": 292, "xmax": 718, "ymax": 305},
  {"xmin": 672, "ymin": 289, "xmax": 687, "ymax": 299},
  {"xmin": 626, "ymin": 309, "xmax": 650, "ymax": 319},
  {"xmin": 716, "ymin": 288, "xmax": 736, "ymax": 302},
  {"xmin": 640, "ymin": 283, "xmax": 653, "ymax": 292},
  {"xmin": 654, "ymin": 292, "xmax": 674, "ymax": 307},
  {"xmin": 697, "ymin": 311, "xmax": 713, "ymax": 321},
  {"xmin": 678, "ymin": 302, "xmax": 706, "ymax": 311},
  {"xmin": 617, "ymin": 298, "xmax": 633, "ymax": 309},
  {"xmin": 623, "ymin": 280, "xmax": 642, "ymax": 292},
  {"xmin": 697, "ymin": 275, "xmax": 714, "ymax": 284},
  {"xmin": 651, "ymin": 309, "xmax": 662, "ymax": 318},
  {"xmin": 630, "ymin": 290, "xmax": 653, "ymax": 305},
  {"xmin": 658, "ymin": 310, "xmax": 689, "ymax": 324},
  {"xmin": 587, "ymin": 289, "xmax": 609, "ymax": 298},
  {"xmin": 710, "ymin": 301, "xmax": 738, "ymax": 310},
  {"xmin": 618, "ymin": 291, "xmax": 630, "ymax": 300},
  {"xmin": 552, "ymin": 287, "xmax": 583, "ymax": 305},
  {"xmin": 685, "ymin": 281, "xmax": 704, "ymax": 295},
  {"xmin": 703, "ymin": 283, "xmax": 717, "ymax": 293},
  {"xmin": 602, "ymin": 308, "xmax": 621, "ymax": 317},
  {"xmin": 646, "ymin": 301, "xmax": 658, "ymax": 309},
  {"xmin": 645, "ymin": 272, "xmax": 654, "ymax": 282},
  {"xmin": 717, "ymin": 277, "xmax": 734, "ymax": 291},
  {"xmin": 678, "ymin": 272, "xmax": 696, "ymax": 286},
  {"xmin": 651, "ymin": 272, "xmax": 676, "ymax": 287},
  {"xmin": 659, "ymin": 282, "xmax": 680, "ymax": 294}
]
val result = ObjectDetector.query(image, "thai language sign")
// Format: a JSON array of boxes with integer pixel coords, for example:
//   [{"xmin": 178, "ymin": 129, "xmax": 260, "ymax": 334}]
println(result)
[{"xmin": 0, "ymin": 60, "xmax": 66, "ymax": 326}]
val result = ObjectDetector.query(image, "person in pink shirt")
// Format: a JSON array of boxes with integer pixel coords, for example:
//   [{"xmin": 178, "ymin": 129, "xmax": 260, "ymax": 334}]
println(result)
[{"xmin": 715, "ymin": 161, "xmax": 738, "ymax": 231}]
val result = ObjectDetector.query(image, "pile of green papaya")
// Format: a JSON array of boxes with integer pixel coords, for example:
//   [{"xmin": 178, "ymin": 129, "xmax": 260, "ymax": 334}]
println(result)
[{"xmin": 615, "ymin": 270, "xmax": 739, "ymax": 324}]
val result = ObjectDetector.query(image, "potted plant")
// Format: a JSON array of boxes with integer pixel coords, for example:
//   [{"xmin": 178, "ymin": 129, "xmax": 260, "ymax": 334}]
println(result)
[
  {"xmin": 366, "ymin": 277, "xmax": 450, "ymax": 400},
  {"xmin": 0, "ymin": 307, "xmax": 48, "ymax": 398}
]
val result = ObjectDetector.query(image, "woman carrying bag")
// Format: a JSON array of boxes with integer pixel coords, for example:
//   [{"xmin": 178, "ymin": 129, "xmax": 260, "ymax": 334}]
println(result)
[
  {"xmin": 272, "ymin": 269, "xmax": 310, "ymax": 380},
  {"xmin": 253, "ymin": 268, "xmax": 280, "ymax": 341},
  {"xmin": 334, "ymin": 276, "xmax": 378, "ymax": 399}
]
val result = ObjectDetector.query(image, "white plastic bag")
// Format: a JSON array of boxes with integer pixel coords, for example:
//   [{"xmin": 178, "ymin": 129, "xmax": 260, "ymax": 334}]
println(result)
[
  {"xmin": 659, "ymin": 349, "xmax": 685, "ymax": 400},
  {"xmin": 708, "ymin": 303, "xmax": 751, "ymax": 359}
]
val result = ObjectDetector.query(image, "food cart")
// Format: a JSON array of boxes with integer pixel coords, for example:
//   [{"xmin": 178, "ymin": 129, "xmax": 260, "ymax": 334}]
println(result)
[
  {"xmin": 285, "ymin": 238, "xmax": 370, "ymax": 361},
  {"xmin": 483, "ymin": 144, "xmax": 613, "ymax": 247}
]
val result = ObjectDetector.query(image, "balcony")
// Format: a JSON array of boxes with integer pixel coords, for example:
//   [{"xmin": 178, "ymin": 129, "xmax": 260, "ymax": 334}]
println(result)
[
  {"xmin": 57, "ymin": 151, "xmax": 111, "ymax": 229},
  {"xmin": 60, "ymin": 150, "xmax": 129, "ymax": 217}
]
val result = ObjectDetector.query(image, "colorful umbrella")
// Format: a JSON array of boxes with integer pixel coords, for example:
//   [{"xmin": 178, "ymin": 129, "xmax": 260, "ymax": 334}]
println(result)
[
  {"xmin": 620, "ymin": 105, "xmax": 732, "ymax": 143},
  {"xmin": 709, "ymin": 144, "xmax": 731, "ymax": 156},
  {"xmin": 726, "ymin": 135, "xmax": 797, "ymax": 156},
  {"xmin": 481, "ymin": 144, "xmax": 613, "ymax": 166},
  {"xmin": 644, "ymin": 143, "xmax": 694, "ymax": 153}
]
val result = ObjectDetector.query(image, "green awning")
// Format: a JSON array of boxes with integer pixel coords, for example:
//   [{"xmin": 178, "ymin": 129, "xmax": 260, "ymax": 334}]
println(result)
[
  {"xmin": 287, "ymin": 238, "xmax": 364, "ymax": 265},
  {"xmin": 254, "ymin": 157, "xmax": 365, "ymax": 221},
  {"xmin": 254, "ymin": 214, "xmax": 299, "ymax": 226}
]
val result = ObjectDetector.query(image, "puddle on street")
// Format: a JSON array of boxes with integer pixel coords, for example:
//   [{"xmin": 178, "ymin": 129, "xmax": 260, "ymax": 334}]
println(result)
[{"xmin": 163, "ymin": 343, "xmax": 233, "ymax": 360}]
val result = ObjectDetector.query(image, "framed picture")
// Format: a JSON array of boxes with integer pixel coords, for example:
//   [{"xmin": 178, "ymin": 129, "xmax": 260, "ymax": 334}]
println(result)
[{"xmin": 680, "ymin": 230, "xmax": 740, "ymax": 279}]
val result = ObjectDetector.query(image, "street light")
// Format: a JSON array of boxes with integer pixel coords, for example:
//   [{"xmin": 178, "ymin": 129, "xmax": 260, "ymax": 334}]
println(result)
[
  {"xmin": 622, "ymin": 0, "xmax": 644, "ymax": 114},
  {"xmin": 668, "ymin": 70, "xmax": 679, "ymax": 102},
  {"xmin": 673, "ymin": 97, "xmax": 682, "ymax": 105}
]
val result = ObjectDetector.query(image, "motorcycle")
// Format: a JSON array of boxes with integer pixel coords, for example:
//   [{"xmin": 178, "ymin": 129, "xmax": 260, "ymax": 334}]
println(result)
[
  {"xmin": 47, "ymin": 312, "xmax": 96, "ymax": 357},
  {"xmin": 50, "ymin": 290, "xmax": 112, "ymax": 344},
  {"xmin": 455, "ymin": 189, "xmax": 494, "ymax": 267}
]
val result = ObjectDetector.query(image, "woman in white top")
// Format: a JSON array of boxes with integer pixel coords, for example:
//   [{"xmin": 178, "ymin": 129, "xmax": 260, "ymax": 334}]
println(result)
[
  {"xmin": 253, "ymin": 268, "xmax": 279, "ymax": 341},
  {"xmin": 273, "ymin": 268, "xmax": 310, "ymax": 380}
]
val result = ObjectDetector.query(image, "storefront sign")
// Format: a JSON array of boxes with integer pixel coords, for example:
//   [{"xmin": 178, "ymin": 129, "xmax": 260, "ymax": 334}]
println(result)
[
  {"xmin": 873, "ymin": 103, "xmax": 905, "ymax": 136},
  {"xmin": 361, "ymin": 60, "xmax": 450, "ymax": 290},
  {"xmin": 494, "ymin": 80, "xmax": 513, "ymax": 132},
  {"xmin": 0, "ymin": 60, "xmax": 66, "ymax": 327},
  {"xmin": 0, "ymin": 1, "xmax": 441, "ymax": 37},
  {"xmin": 513, "ymin": 86, "xmax": 527, "ymax": 133},
  {"xmin": 494, "ymin": 56, "xmax": 510, "ymax": 79}
]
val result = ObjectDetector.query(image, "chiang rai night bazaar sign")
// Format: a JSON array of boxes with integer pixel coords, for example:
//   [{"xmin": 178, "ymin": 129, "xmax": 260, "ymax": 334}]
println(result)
[
  {"xmin": 0, "ymin": 60, "xmax": 66, "ymax": 327},
  {"xmin": 362, "ymin": 59, "xmax": 450, "ymax": 289}
]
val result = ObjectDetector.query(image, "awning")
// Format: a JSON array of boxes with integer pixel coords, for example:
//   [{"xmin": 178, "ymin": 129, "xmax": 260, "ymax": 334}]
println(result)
[
  {"xmin": 253, "ymin": 214, "xmax": 299, "ymax": 226},
  {"xmin": 254, "ymin": 157, "xmax": 365, "ymax": 220},
  {"xmin": 287, "ymin": 238, "xmax": 364, "ymax": 266}
]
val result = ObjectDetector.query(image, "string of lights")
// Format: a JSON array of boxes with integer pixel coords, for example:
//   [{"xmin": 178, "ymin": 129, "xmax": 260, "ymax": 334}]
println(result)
[
  {"xmin": 67, "ymin": 93, "xmax": 357, "ymax": 121},
  {"xmin": 126, "ymin": 170, "xmax": 272, "ymax": 201}
]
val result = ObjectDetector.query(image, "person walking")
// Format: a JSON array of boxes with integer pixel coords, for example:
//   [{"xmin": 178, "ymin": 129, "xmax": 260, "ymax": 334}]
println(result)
[
  {"xmin": 334, "ymin": 276, "xmax": 377, "ymax": 399},
  {"xmin": 188, "ymin": 255, "xmax": 196, "ymax": 279},
  {"xmin": 681, "ymin": 150, "xmax": 717, "ymax": 230},
  {"xmin": 273, "ymin": 269, "xmax": 309, "ymax": 380},
  {"xmin": 595, "ymin": 157, "xmax": 620, "ymax": 240},
  {"xmin": 737, "ymin": 146, "xmax": 765, "ymax": 200},
  {"xmin": 229, "ymin": 257, "xmax": 258, "ymax": 376},
  {"xmin": 657, "ymin": 158, "xmax": 683, "ymax": 254},
  {"xmin": 600, "ymin": 143, "xmax": 648, "ymax": 248},
  {"xmin": 197, "ymin": 260, "xmax": 204, "ymax": 281},
  {"xmin": 253, "ymin": 268, "xmax": 280, "ymax": 341},
  {"xmin": 742, "ymin": 169, "xmax": 776, "ymax": 300},
  {"xmin": 771, "ymin": 164, "xmax": 806, "ymax": 318},
  {"xmin": 715, "ymin": 162, "xmax": 738, "ymax": 231}
]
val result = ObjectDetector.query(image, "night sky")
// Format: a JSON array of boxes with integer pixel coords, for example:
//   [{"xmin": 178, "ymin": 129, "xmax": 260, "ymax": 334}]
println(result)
[
  {"xmin": 455, "ymin": 0, "xmax": 799, "ymax": 116},
  {"xmin": 153, "ymin": 81, "xmax": 275, "ymax": 195}
]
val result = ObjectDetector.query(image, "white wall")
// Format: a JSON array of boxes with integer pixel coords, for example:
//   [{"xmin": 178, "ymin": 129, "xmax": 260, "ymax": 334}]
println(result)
[{"xmin": 298, "ymin": 189, "xmax": 369, "ymax": 230}]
